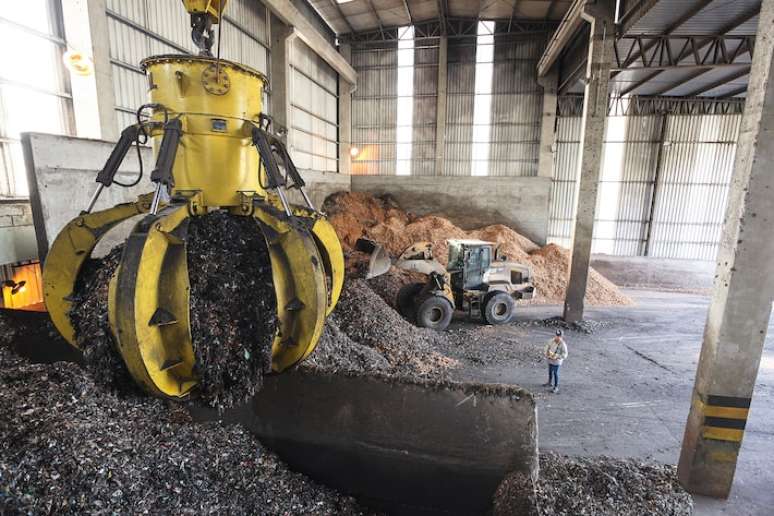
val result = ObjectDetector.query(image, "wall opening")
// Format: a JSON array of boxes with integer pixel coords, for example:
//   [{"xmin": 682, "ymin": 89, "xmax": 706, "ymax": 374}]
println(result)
[
  {"xmin": 395, "ymin": 26, "xmax": 415, "ymax": 176},
  {"xmin": 471, "ymin": 21, "xmax": 494, "ymax": 177}
]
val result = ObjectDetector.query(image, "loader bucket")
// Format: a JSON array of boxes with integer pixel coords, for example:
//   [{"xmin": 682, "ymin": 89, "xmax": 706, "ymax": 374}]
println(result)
[{"xmin": 355, "ymin": 238, "xmax": 392, "ymax": 279}]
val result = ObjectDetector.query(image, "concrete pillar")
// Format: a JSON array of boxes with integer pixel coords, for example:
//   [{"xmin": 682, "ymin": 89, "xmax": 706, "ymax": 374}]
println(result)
[
  {"xmin": 434, "ymin": 36, "xmax": 448, "ymax": 176},
  {"xmin": 678, "ymin": 0, "xmax": 774, "ymax": 498},
  {"xmin": 61, "ymin": 0, "xmax": 118, "ymax": 140},
  {"xmin": 537, "ymin": 69, "xmax": 558, "ymax": 179},
  {"xmin": 338, "ymin": 43, "xmax": 353, "ymax": 175},
  {"xmin": 269, "ymin": 14, "xmax": 294, "ymax": 135},
  {"xmin": 562, "ymin": 2, "xmax": 615, "ymax": 323}
]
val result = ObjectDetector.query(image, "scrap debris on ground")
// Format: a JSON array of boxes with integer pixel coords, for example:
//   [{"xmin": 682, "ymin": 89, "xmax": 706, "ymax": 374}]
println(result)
[
  {"xmin": 514, "ymin": 316, "xmax": 614, "ymax": 335},
  {"xmin": 493, "ymin": 453, "xmax": 693, "ymax": 516},
  {"xmin": 69, "ymin": 210, "xmax": 278, "ymax": 410},
  {"xmin": 70, "ymin": 245, "xmax": 136, "ymax": 394},
  {"xmin": 323, "ymin": 192, "xmax": 632, "ymax": 307},
  {"xmin": 307, "ymin": 279, "xmax": 457, "ymax": 380},
  {"xmin": 439, "ymin": 325, "xmax": 545, "ymax": 367},
  {"xmin": 0, "ymin": 346, "xmax": 370, "ymax": 516}
]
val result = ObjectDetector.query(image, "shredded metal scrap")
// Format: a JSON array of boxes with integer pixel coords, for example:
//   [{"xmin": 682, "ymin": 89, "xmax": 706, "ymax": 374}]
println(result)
[
  {"xmin": 69, "ymin": 211, "xmax": 277, "ymax": 410},
  {"xmin": 514, "ymin": 316, "xmax": 614, "ymax": 335},
  {"xmin": 317, "ymin": 279, "xmax": 457, "ymax": 380},
  {"xmin": 0, "ymin": 346, "xmax": 369, "ymax": 515},
  {"xmin": 493, "ymin": 452, "xmax": 693, "ymax": 516},
  {"xmin": 187, "ymin": 211, "xmax": 276, "ymax": 410}
]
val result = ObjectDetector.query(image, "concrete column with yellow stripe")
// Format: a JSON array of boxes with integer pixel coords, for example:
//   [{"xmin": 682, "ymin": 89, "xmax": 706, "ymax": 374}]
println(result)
[{"xmin": 678, "ymin": 0, "xmax": 774, "ymax": 498}]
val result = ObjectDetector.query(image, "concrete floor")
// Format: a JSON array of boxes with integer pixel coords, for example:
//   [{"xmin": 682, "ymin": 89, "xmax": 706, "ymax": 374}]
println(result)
[{"xmin": 453, "ymin": 289, "xmax": 774, "ymax": 516}]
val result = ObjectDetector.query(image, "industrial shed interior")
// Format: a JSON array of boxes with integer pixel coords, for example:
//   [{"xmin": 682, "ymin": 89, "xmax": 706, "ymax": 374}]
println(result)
[{"xmin": 0, "ymin": 0, "xmax": 772, "ymax": 514}]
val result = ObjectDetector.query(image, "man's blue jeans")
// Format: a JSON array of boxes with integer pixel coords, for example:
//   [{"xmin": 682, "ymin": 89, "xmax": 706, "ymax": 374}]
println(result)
[{"xmin": 548, "ymin": 364, "xmax": 560, "ymax": 387}]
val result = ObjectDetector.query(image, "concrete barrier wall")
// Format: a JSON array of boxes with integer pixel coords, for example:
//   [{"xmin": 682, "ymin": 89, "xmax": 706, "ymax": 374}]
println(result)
[
  {"xmin": 191, "ymin": 370, "xmax": 539, "ymax": 515},
  {"xmin": 0, "ymin": 201, "xmax": 37, "ymax": 264},
  {"xmin": 351, "ymin": 175, "xmax": 551, "ymax": 245},
  {"xmin": 22, "ymin": 133, "xmax": 351, "ymax": 259},
  {"xmin": 288, "ymin": 170, "xmax": 351, "ymax": 209},
  {"xmin": 591, "ymin": 254, "xmax": 715, "ymax": 290},
  {"xmin": 23, "ymin": 133, "xmax": 152, "ymax": 258}
]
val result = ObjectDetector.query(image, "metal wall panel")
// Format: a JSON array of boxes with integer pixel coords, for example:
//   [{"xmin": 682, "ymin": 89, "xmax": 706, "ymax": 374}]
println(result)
[
  {"xmin": 547, "ymin": 115, "xmax": 583, "ymax": 248},
  {"xmin": 410, "ymin": 42, "xmax": 438, "ymax": 177},
  {"xmin": 106, "ymin": 0, "xmax": 269, "ymax": 132},
  {"xmin": 351, "ymin": 31, "xmax": 546, "ymax": 177},
  {"xmin": 487, "ymin": 36, "xmax": 544, "ymax": 177},
  {"xmin": 290, "ymin": 38, "xmax": 338, "ymax": 174},
  {"xmin": 444, "ymin": 38, "xmax": 476, "ymax": 177},
  {"xmin": 351, "ymin": 44, "xmax": 398, "ymax": 175},
  {"xmin": 649, "ymin": 113, "xmax": 741, "ymax": 260},
  {"xmin": 548, "ymin": 108, "xmax": 741, "ymax": 261}
]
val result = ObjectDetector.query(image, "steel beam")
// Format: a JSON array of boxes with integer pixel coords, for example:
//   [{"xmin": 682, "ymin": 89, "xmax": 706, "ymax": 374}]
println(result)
[
  {"xmin": 537, "ymin": 0, "xmax": 590, "ymax": 77},
  {"xmin": 263, "ymin": 0, "xmax": 357, "ymax": 85},
  {"xmin": 364, "ymin": 0, "xmax": 385, "ymax": 39},
  {"xmin": 615, "ymin": 6, "xmax": 759, "ymax": 95},
  {"xmin": 681, "ymin": 67, "xmax": 751, "ymax": 97},
  {"xmin": 327, "ymin": 0, "xmax": 355, "ymax": 34},
  {"xmin": 614, "ymin": 0, "xmax": 715, "ymax": 72}
]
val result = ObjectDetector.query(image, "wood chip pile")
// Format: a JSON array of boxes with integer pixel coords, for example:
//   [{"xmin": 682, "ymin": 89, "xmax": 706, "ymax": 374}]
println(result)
[{"xmin": 323, "ymin": 192, "xmax": 633, "ymax": 306}]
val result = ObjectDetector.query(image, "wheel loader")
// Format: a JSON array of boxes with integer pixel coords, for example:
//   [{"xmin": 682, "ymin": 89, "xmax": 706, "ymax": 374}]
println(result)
[
  {"xmin": 360, "ymin": 238, "xmax": 535, "ymax": 331},
  {"xmin": 37, "ymin": 2, "xmax": 539, "ymax": 512}
]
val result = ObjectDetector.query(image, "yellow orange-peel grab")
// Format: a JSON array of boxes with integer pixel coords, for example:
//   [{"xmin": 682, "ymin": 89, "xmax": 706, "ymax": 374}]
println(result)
[{"xmin": 43, "ymin": 52, "xmax": 344, "ymax": 399}]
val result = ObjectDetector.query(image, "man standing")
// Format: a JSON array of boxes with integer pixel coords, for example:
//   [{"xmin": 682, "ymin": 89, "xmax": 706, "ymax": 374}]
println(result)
[{"xmin": 544, "ymin": 329, "xmax": 568, "ymax": 393}]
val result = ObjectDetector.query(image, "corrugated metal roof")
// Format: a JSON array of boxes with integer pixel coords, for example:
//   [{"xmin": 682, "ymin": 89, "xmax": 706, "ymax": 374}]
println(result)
[
  {"xmin": 627, "ymin": 0, "xmax": 760, "ymax": 36},
  {"xmin": 560, "ymin": 0, "xmax": 761, "ymax": 99},
  {"xmin": 308, "ymin": 0, "xmax": 572, "ymax": 35}
]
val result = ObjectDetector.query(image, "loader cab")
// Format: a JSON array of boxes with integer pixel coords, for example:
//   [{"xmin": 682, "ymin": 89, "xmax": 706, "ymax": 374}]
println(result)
[{"xmin": 447, "ymin": 240, "xmax": 494, "ymax": 292}]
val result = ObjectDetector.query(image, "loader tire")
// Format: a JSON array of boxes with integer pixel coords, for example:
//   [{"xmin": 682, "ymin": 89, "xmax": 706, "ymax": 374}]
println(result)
[
  {"xmin": 483, "ymin": 292, "xmax": 515, "ymax": 325},
  {"xmin": 397, "ymin": 282, "xmax": 424, "ymax": 321},
  {"xmin": 416, "ymin": 296, "xmax": 453, "ymax": 331}
]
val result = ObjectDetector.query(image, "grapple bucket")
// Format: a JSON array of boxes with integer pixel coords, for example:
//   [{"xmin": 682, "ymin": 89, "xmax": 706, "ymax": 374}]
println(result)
[{"xmin": 42, "ymin": 54, "xmax": 344, "ymax": 399}]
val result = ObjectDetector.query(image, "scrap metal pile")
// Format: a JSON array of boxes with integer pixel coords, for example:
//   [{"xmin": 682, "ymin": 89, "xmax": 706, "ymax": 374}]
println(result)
[
  {"xmin": 0, "ymin": 345, "xmax": 369, "ymax": 515},
  {"xmin": 70, "ymin": 211, "xmax": 278, "ymax": 410},
  {"xmin": 493, "ymin": 453, "xmax": 693, "ymax": 516}
]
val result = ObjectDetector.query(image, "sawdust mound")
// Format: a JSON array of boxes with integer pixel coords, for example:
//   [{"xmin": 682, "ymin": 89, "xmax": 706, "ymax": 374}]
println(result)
[
  {"xmin": 323, "ymin": 192, "xmax": 632, "ymax": 306},
  {"xmin": 493, "ymin": 453, "xmax": 693, "ymax": 516},
  {"xmin": 0, "ymin": 346, "xmax": 369, "ymax": 515}
]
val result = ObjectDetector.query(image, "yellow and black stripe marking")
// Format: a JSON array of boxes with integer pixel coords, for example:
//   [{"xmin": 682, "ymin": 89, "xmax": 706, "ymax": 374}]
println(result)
[{"xmin": 697, "ymin": 394, "xmax": 751, "ymax": 443}]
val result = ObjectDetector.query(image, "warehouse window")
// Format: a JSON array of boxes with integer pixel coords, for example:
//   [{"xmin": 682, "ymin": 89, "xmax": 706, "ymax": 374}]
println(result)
[
  {"xmin": 471, "ymin": 21, "xmax": 494, "ymax": 177},
  {"xmin": 395, "ymin": 26, "xmax": 414, "ymax": 176},
  {"xmin": 0, "ymin": 0, "xmax": 73, "ymax": 198}
]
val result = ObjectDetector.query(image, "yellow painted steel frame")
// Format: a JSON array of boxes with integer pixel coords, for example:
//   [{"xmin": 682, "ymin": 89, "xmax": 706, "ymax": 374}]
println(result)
[
  {"xmin": 142, "ymin": 55, "xmax": 267, "ymax": 208},
  {"xmin": 289, "ymin": 204, "xmax": 345, "ymax": 316},
  {"xmin": 182, "ymin": 0, "xmax": 228, "ymax": 20},
  {"xmin": 43, "ymin": 193, "xmax": 153, "ymax": 347},
  {"xmin": 253, "ymin": 201, "xmax": 328, "ymax": 371},
  {"xmin": 110, "ymin": 203, "xmax": 197, "ymax": 398}
]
